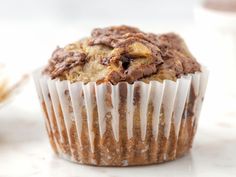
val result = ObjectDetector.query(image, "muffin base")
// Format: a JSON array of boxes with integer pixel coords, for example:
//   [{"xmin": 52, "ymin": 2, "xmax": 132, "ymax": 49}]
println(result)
[
  {"xmin": 56, "ymin": 118, "xmax": 194, "ymax": 166},
  {"xmin": 34, "ymin": 68, "xmax": 208, "ymax": 166},
  {"xmin": 40, "ymin": 90, "xmax": 198, "ymax": 166}
]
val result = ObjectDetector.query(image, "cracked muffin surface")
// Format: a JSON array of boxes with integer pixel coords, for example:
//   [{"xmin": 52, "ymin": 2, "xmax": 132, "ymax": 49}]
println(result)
[{"xmin": 43, "ymin": 25, "xmax": 200, "ymax": 84}]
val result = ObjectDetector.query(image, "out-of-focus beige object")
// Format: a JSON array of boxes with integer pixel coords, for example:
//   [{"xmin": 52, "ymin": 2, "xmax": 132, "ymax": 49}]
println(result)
[
  {"xmin": 204, "ymin": 0, "xmax": 236, "ymax": 13},
  {"xmin": 0, "ymin": 64, "xmax": 28, "ymax": 108}
]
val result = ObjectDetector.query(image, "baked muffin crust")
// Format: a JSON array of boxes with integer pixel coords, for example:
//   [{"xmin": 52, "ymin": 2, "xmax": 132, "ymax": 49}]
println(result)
[{"xmin": 43, "ymin": 25, "xmax": 200, "ymax": 84}]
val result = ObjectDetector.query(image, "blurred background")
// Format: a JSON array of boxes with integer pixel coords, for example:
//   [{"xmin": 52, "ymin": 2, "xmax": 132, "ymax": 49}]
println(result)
[
  {"xmin": 0, "ymin": 0, "xmax": 198, "ymax": 23},
  {"xmin": 0, "ymin": 0, "xmax": 236, "ymax": 176}
]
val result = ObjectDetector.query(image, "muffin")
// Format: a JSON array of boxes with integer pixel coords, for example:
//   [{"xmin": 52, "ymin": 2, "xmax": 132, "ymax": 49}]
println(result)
[{"xmin": 33, "ymin": 25, "xmax": 208, "ymax": 166}]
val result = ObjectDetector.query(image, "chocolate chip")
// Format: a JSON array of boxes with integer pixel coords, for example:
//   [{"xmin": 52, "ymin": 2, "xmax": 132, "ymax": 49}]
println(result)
[{"xmin": 121, "ymin": 55, "xmax": 131, "ymax": 70}]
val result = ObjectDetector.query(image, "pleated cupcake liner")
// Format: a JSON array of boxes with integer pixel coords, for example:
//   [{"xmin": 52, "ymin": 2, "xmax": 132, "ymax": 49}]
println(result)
[{"xmin": 33, "ymin": 67, "xmax": 208, "ymax": 166}]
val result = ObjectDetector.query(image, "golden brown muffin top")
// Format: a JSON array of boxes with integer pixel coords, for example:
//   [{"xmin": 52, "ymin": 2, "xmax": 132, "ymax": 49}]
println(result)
[{"xmin": 43, "ymin": 25, "xmax": 200, "ymax": 84}]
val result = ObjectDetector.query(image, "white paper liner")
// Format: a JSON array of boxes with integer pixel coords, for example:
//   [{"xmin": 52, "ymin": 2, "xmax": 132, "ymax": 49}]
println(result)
[{"xmin": 33, "ymin": 67, "xmax": 209, "ymax": 166}]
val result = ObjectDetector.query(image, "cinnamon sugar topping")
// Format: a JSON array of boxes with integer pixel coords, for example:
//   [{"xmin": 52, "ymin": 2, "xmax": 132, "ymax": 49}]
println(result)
[{"xmin": 43, "ymin": 25, "xmax": 201, "ymax": 83}]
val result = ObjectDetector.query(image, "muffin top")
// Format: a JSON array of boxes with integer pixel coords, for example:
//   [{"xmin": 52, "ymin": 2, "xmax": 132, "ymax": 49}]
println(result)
[{"xmin": 43, "ymin": 25, "xmax": 200, "ymax": 84}]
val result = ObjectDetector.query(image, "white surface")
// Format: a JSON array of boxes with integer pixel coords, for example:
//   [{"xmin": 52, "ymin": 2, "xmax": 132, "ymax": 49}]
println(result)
[{"xmin": 0, "ymin": 78, "xmax": 236, "ymax": 177}]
